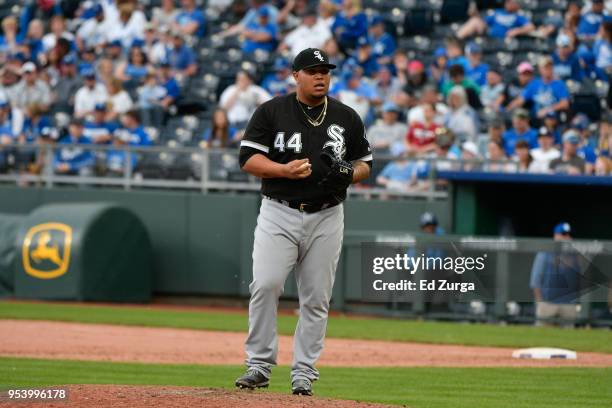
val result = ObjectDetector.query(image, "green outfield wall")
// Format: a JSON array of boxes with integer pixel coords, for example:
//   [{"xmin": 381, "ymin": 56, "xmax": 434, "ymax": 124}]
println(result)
[{"xmin": 0, "ymin": 186, "xmax": 450, "ymax": 298}]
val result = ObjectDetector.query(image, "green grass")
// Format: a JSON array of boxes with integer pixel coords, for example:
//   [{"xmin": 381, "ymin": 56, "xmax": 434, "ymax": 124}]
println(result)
[
  {"xmin": 1, "ymin": 357, "xmax": 611, "ymax": 408},
  {"xmin": 1, "ymin": 301, "xmax": 612, "ymax": 353}
]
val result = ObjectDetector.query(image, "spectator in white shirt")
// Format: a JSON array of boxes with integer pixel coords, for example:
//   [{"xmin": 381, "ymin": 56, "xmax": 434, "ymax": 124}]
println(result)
[
  {"xmin": 106, "ymin": 78, "xmax": 134, "ymax": 121},
  {"xmin": 444, "ymin": 86, "xmax": 478, "ymax": 142},
  {"xmin": 480, "ymin": 68, "xmax": 505, "ymax": 111},
  {"xmin": 367, "ymin": 102, "xmax": 408, "ymax": 155},
  {"xmin": 152, "ymin": 0, "xmax": 179, "ymax": 30},
  {"xmin": 76, "ymin": 4, "xmax": 108, "ymax": 51},
  {"xmin": 529, "ymin": 128, "xmax": 561, "ymax": 173},
  {"xmin": 104, "ymin": 0, "xmax": 146, "ymax": 50},
  {"xmin": 74, "ymin": 68, "xmax": 108, "ymax": 118},
  {"xmin": 219, "ymin": 70, "xmax": 271, "ymax": 127},
  {"xmin": 11, "ymin": 62, "xmax": 52, "ymax": 111},
  {"xmin": 279, "ymin": 7, "xmax": 332, "ymax": 58},
  {"xmin": 407, "ymin": 86, "xmax": 448, "ymax": 125}
]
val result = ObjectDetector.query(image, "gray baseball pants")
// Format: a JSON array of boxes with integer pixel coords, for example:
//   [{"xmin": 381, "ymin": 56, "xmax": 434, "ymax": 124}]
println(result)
[{"xmin": 244, "ymin": 197, "xmax": 344, "ymax": 382}]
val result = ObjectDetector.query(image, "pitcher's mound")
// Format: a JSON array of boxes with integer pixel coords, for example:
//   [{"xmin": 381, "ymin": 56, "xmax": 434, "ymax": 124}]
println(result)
[{"xmin": 3, "ymin": 385, "xmax": 399, "ymax": 408}]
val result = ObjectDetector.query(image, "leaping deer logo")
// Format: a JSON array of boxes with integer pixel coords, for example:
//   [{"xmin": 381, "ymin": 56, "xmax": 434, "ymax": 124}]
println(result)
[
  {"xmin": 31, "ymin": 232, "xmax": 62, "ymax": 266},
  {"xmin": 22, "ymin": 223, "xmax": 73, "ymax": 279}
]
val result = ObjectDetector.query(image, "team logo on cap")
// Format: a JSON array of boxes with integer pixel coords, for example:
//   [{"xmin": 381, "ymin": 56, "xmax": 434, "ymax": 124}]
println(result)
[
  {"xmin": 22, "ymin": 223, "xmax": 72, "ymax": 279},
  {"xmin": 313, "ymin": 50, "xmax": 324, "ymax": 62}
]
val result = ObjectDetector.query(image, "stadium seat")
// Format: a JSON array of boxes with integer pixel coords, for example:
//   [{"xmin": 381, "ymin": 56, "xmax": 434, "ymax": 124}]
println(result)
[
  {"xmin": 166, "ymin": 158, "xmax": 194, "ymax": 181},
  {"xmin": 440, "ymin": 0, "xmax": 469, "ymax": 24},
  {"xmin": 571, "ymin": 93, "xmax": 602, "ymax": 122},
  {"xmin": 403, "ymin": 8, "xmax": 435, "ymax": 36},
  {"xmin": 475, "ymin": 0, "xmax": 504, "ymax": 10}
]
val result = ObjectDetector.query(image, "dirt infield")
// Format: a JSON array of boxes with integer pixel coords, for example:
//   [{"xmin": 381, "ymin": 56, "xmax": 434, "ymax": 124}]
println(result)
[
  {"xmin": 2, "ymin": 319, "xmax": 612, "ymax": 367},
  {"xmin": 0, "ymin": 385, "xmax": 398, "ymax": 408}
]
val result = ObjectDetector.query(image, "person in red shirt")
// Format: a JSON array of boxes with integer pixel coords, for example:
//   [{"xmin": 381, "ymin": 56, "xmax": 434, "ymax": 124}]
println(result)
[{"xmin": 405, "ymin": 102, "xmax": 439, "ymax": 155}]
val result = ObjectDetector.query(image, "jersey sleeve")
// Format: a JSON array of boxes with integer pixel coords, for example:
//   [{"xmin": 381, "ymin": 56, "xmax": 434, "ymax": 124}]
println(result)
[
  {"xmin": 239, "ymin": 103, "xmax": 272, "ymax": 167},
  {"xmin": 345, "ymin": 109, "xmax": 373, "ymax": 165}
]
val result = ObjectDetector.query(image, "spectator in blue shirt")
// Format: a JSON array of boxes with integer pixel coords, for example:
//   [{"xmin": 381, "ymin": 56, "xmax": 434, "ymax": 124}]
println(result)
[
  {"xmin": 331, "ymin": 0, "xmax": 368, "ymax": 52},
  {"xmin": 137, "ymin": 61, "xmax": 181, "ymax": 128},
  {"xmin": 419, "ymin": 212, "xmax": 445, "ymax": 236},
  {"xmin": 174, "ymin": 0, "xmax": 206, "ymax": 37},
  {"xmin": 330, "ymin": 65, "xmax": 380, "ymax": 122},
  {"xmin": 368, "ymin": 15, "xmax": 396, "ymax": 67},
  {"xmin": 465, "ymin": 42, "xmax": 489, "ymax": 87},
  {"xmin": 107, "ymin": 110, "xmax": 152, "ymax": 175},
  {"xmin": 376, "ymin": 157, "xmax": 420, "ymax": 191},
  {"xmin": 21, "ymin": 103, "xmax": 51, "ymax": 143},
  {"xmin": 542, "ymin": 111, "xmax": 562, "ymax": 145},
  {"xmin": 350, "ymin": 36, "xmax": 379, "ymax": 77},
  {"xmin": 457, "ymin": 0, "xmax": 535, "ymax": 39},
  {"xmin": 577, "ymin": 0, "xmax": 606, "ymax": 39},
  {"xmin": 54, "ymin": 118, "xmax": 95, "ymax": 176},
  {"xmin": 445, "ymin": 37, "xmax": 469, "ymax": 72},
  {"xmin": 571, "ymin": 114, "xmax": 597, "ymax": 148},
  {"xmin": 115, "ymin": 46, "xmax": 152, "ymax": 86},
  {"xmin": 507, "ymin": 56, "xmax": 570, "ymax": 119},
  {"xmin": 24, "ymin": 19, "xmax": 44, "ymax": 63},
  {"xmin": 592, "ymin": 21, "xmax": 612, "ymax": 80},
  {"xmin": 433, "ymin": 38, "xmax": 470, "ymax": 90},
  {"xmin": 0, "ymin": 16, "xmax": 24, "ymax": 59},
  {"xmin": 0, "ymin": 123, "xmax": 11, "ymax": 170},
  {"xmin": 428, "ymin": 46, "xmax": 449, "ymax": 87},
  {"xmin": 84, "ymin": 103, "xmax": 119, "ymax": 145},
  {"xmin": 530, "ymin": 222, "xmax": 581, "ymax": 326},
  {"xmin": 0, "ymin": 99, "xmax": 14, "ymax": 171},
  {"xmin": 552, "ymin": 34, "xmax": 584, "ymax": 81},
  {"xmin": 502, "ymin": 108, "xmax": 538, "ymax": 156},
  {"xmin": 261, "ymin": 58, "xmax": 293, "ymax": 96},
  {"xmin": 218, "ymin": 0, "xmax": 278, "ymax": 41},
  {"xmin": 242, "ymin": 7, "xmax": 278, "ymax": 54},
  {"xmin": 571, "ymin": 114, "xmax": 597, "ymax": 174},
  {"xmin": 167, "ymin": 31, "xmax": 197, "ymax": 77},
  {"xmin": 158, "ymin": 60, "xmax": 181, "ymax": 107}
]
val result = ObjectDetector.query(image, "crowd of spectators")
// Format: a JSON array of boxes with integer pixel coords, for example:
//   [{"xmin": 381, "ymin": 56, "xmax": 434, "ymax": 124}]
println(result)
[{"xmin": 0, "ymin": 0, "xmax": 610, "ymax": 190}]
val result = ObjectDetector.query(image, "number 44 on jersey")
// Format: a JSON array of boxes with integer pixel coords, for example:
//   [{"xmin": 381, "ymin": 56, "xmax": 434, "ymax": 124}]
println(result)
[{"xmin": 274, "ymin": 132, "xmax": 302, "ymax": 153}]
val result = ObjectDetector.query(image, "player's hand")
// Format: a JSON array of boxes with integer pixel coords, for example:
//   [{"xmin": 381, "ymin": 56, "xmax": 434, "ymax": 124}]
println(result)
[{"xmin": 283, "ymin": 158, "xmax": 311, "ymax": 179}]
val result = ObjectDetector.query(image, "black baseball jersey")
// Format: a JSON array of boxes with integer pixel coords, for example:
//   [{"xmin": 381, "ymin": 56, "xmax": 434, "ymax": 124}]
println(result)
[{"xmin": 239, "ymin": 92, "xmax": 373, "ymax": 202}]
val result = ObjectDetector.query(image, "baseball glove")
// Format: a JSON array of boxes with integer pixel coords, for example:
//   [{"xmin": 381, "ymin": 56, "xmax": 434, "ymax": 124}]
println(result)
[{"xmin": 318, "ymin": 151, "xmax": 354, "ymax": 193}]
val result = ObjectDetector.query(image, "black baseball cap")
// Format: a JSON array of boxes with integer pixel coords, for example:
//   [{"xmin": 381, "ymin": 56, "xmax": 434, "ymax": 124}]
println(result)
[{"xmin": 292, "ymin": 48, "xmax": 336, "ymax": 72}]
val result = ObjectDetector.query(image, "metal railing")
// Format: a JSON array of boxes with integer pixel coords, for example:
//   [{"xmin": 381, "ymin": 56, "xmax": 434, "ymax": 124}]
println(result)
[
  {"xmin": 8, "ymin": 142, "xmax": 603, "ymax": 198},
  {"xmin": 0, "ymin": 143, "xmax": 452, "ymax": 200}
]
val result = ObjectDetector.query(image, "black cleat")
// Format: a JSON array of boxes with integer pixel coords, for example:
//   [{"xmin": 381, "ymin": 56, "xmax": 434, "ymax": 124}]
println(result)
[
  {"xmin": 235, "ymin": 369, "xmax": 269, "ymax": 390},
  {"xmin": 291, "ymin": 379, "xmax": 313, "ymax": 396}
]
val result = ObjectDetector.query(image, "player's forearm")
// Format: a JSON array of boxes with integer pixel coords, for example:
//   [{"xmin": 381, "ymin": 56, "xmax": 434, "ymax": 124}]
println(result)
[
  {"xmin": 242, "ymin": 153, "xmax": 287, "ymax": 178},
  {"xmin": 351, "ymin": 160, "xmax": 370, "ymax": 183}
]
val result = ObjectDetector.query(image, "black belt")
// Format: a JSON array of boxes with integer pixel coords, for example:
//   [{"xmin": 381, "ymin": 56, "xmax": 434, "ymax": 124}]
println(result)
[{"xmin": 263, "ymin": 195, "xmax": 340, "ymax": 213}]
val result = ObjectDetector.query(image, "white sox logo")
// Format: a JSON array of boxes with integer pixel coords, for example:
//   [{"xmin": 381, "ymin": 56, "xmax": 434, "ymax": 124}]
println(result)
[
  {"xmin": 324, "ymin": 124, "xmax": 346, "ymax": 160},
  {"xmin": 313, "ymin": 50, "xmax": 324, "ymax": 62}
]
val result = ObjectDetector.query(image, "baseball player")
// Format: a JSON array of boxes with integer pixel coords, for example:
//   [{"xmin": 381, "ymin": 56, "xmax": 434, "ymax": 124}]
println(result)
[{"xmin": 235, "ymin": 48, "xmax": 372, "ymax": 396}]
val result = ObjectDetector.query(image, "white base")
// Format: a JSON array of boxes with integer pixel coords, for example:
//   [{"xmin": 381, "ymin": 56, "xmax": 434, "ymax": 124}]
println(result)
[{"xmin": 512, "ymin": 347, "xmax": 577, "ymax": 360}]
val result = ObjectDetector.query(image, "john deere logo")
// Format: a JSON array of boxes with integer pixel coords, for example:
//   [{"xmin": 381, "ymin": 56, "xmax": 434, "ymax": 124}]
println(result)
[{"xmin": 22, "ymin": 223, "xmax": 72, "ymax": 279}]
